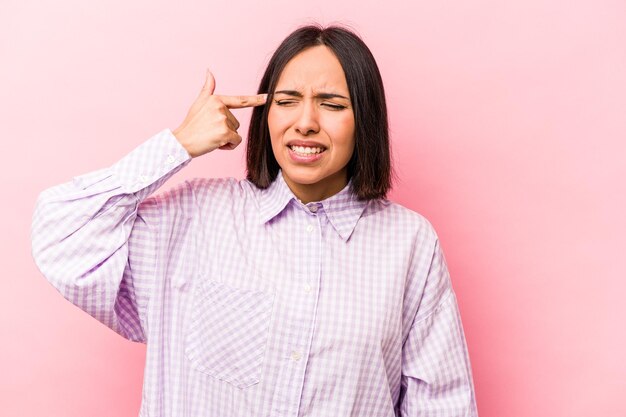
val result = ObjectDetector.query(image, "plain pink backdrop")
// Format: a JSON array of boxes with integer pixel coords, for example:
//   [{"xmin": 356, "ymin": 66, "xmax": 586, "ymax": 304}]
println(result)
[{"xmin": 2, "ymin": 0, "xmax": 625, "ymax": 416}]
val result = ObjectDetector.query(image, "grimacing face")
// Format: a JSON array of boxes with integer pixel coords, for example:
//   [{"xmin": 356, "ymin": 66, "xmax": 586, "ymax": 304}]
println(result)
[{"xmin": 267, "ymin": 45, "xmax": 356, "ymax": 204}]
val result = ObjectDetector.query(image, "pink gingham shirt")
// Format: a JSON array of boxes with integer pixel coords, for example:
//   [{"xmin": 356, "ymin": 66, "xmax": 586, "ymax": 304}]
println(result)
[{"xmin": 31, "ymin": 129, "xmax": 478, "ymax": 417}]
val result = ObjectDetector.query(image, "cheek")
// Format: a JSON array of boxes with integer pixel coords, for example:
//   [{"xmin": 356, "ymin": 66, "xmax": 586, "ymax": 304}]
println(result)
[
  {"xmin": 267, "ymin": 109, "xmax": 280, "ymax": 148},
  {"xmin": 267, "ymin": 108, "xmax": 277, "ymax": 135},
  {"xmin": 267, "ymin": 111, "xmax": 286, "ymax": 157},
  {"xmin": 327, "ymin": 114, "xmax": 355, "ymax": 145},
  {"xmin": 267, "ymin": 107, "xmax": 289, "ymax": 134}
]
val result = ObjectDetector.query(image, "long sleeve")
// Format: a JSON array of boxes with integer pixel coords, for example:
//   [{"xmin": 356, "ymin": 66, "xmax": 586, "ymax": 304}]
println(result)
[
  {"xmin": 398, "ymin": 239, "xmax": 478, "ymax": 416},
  {"xmin": 30, "ymin": 129, "xmax": 192, "ymax": 342}
]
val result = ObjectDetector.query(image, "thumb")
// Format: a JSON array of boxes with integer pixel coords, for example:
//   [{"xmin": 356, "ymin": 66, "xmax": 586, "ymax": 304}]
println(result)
[{"xmin": 200, "ymin": 68, "xmax": 216, "ymax": 96}]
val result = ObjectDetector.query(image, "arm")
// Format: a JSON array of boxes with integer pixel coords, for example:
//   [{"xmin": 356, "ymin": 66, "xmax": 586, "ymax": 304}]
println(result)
[
  {"xmin": 398, "ymin": 239, "xmax": 479, "ymax": 416},
  {"xmin": 30, "ymin": 129, "xmax": 191, "ymax": 342},
  {"xmin": 30, "ymin": 70, "xmax": 267, "ymax": 342}
]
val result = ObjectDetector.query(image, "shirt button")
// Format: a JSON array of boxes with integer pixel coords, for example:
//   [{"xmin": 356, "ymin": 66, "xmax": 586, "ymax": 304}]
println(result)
[
  {"xmin": 139, "ymin": 175, "xmax": 149, "ymax": 183},
  {"xmin": 306, "ymin": 224, "xmax": 314, "ymax": 233},
  {"xmin": 291, "ymin": 350, "xmax": 302, "ymax": 362},
  {"xmin": 308, "ymin": 204, "xmax": 318, "ymax": 213},
  {"xmin": 304, "ymin": 283, "xmax": 312, "ymax": 293},
  {"xmin": 165, "ymin": 154, "xmax": 176, "ymax": 164}
]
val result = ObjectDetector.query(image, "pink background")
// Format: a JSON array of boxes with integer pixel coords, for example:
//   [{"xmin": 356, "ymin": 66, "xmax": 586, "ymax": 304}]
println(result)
[{"xmin": 2, "ymin": 0, "xmax": 625, "ymax": 416}]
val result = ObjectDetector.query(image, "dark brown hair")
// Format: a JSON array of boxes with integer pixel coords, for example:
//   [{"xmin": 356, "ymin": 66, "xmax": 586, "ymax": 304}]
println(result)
[{"xmin": 246, "ymin": 24, "xmax": 392, "ymax": 200}]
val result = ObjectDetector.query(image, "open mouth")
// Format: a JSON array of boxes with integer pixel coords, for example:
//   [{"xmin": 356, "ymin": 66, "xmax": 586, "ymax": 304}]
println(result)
[{"xmin": 288, "ymin": 145, "xmax": 326, "ymax": 156}]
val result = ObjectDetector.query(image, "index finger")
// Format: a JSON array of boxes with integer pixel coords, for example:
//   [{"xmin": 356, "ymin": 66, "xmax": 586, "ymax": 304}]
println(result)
[{"xmin": 218, "ymin": 94, "xmax": 268, "ymax": 109}]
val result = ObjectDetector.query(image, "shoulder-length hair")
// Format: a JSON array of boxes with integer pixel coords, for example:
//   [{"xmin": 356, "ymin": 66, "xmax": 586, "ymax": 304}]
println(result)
[{"xmin": 246, "ymin": 24, "xmax": 392, "ymax": 200}]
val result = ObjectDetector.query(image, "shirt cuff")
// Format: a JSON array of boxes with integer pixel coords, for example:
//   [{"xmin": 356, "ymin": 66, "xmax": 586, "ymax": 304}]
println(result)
[{"xmin": 117, "ymin": 127, "xmax": 191, "ymax": 190}]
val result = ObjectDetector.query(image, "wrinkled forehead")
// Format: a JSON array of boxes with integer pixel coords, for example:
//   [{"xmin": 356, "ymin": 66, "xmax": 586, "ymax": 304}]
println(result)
[{"xmin": 273, "ymin": 46, "xmax": 350, "ymax": 96}]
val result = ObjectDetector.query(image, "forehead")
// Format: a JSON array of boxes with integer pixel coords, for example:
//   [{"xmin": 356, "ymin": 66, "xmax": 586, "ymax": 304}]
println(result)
[{"xmin": 275, "ymin": 45, "xmax": 349, "ymax": 93}]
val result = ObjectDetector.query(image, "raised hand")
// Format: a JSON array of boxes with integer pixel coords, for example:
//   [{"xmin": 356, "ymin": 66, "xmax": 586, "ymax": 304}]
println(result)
[{"xmin": 172, "ymin": 69, "xmax": 267, "ymax": 158}]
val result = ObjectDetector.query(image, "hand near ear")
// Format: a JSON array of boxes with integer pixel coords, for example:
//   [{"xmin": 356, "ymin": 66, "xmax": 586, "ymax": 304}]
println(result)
[{"xmin": 172, "ymin": 69, "xmax": 267, "ymax": 158}]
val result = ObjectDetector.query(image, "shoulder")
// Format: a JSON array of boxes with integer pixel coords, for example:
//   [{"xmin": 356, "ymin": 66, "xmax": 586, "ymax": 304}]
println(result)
[
  {"xmin": 185, "ymin": 176, "xmax": 258, "ymax": 200},
  {"xmin": 365, "ymin": 198, "xmax": 439, "ymax": 243},
  {"xmin": 149, "ymin": 176, "xmax": 261, "ymax": 216}
]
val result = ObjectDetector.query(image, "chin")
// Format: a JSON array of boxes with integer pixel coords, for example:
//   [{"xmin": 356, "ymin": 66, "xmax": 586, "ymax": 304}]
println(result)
[{"xmin": 283, "ymin": 167, "xmax": 325, "ymax": 185}]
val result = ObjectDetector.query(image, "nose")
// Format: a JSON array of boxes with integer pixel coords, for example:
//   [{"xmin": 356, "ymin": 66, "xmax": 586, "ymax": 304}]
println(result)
[{"xmin": 294, "ymin": 100, "xmax": 320, "ymax": 136}]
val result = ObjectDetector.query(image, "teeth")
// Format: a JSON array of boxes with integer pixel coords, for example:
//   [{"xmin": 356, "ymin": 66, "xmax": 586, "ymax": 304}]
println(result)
[{"xmin": 290, "ymin": 145, "xmax": 324, "ymax": 155}]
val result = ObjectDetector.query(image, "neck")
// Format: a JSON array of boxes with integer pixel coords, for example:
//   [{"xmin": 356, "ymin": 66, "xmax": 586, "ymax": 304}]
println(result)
[{"xmin": 283, "ymin": 170, "xmax": 348, "ymax": 204}]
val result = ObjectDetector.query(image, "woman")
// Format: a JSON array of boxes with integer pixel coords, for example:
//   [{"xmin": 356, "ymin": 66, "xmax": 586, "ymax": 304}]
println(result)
[{"xmin": 32, "ymin": 24, "xmax": 478, "ymax": 417}]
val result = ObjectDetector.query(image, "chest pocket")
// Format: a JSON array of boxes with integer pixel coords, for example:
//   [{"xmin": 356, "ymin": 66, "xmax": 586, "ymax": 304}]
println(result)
[{"xmin": 184, "ymin": 276, "xmax": 275, "ymax": 389}]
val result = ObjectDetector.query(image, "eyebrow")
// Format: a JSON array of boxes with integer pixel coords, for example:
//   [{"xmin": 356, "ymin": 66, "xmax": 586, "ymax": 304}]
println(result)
[{"xmin": 274, "ymin": 90, "xmax": 350, "ymax": 100}]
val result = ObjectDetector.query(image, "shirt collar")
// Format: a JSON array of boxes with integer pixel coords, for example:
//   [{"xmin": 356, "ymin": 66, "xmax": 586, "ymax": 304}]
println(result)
[{"xmin": 258, "ymin": 170, "xmax": 369, "ymax": 242}]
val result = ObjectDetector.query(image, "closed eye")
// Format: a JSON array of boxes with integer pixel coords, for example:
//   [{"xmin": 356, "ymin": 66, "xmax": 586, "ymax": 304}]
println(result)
[
  {"xmin": 274, "ymin": 100, "xmax": 346, "ymax": 110},
  {"xmin": 322, "ymin": 103, "xmax": 346, "ymax": 110},
  {"xmin": 274, "ymin": 99, "xmax": 296, "ymax": 106}
]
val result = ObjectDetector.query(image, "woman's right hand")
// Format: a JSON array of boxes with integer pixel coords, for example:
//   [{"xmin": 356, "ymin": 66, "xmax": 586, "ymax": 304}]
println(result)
[{"xmin": 172, "ymin": 69, "xmax": 267, "ymax": 158}]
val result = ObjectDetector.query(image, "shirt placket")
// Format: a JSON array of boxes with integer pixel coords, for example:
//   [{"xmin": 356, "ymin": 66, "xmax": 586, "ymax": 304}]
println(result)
[{"xmin": 272, "ymin": 202, "xmax": 324, "ymax": 417}]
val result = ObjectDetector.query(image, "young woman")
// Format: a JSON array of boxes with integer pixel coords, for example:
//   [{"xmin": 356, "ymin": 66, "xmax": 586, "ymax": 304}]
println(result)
[{"xmin": 32, "ymin": 24, "xmax": 478, "ymax": 417}]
